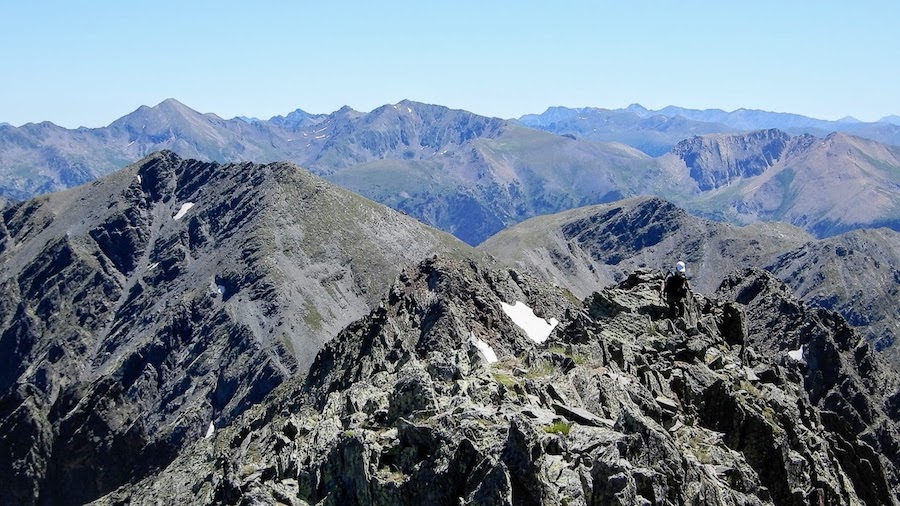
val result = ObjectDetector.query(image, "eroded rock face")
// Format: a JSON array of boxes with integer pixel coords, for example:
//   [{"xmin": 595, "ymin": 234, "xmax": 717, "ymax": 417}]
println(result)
[
  {"xmin": 671, "ymin": 129, "xmax": 800, "ymax": 191},
  {"xmin": 95, "ymin": 260, "xmax": 900, "ymax": 506}
]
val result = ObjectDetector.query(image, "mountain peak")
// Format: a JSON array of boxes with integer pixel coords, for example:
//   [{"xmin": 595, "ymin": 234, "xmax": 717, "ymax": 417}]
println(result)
[
  {"xmin": 0, "ymin": 152, "xmax": 475, "ymax": 502},
  {"xmin": 153, "ymin": 98, "xmax": 190, "ymax": 110},
  {"xmin": 157, "ymin": 97, "xmax": 182, "ymax": 105},
  {"xmin": 625, "ymin": 103, "xmax": 650, "ymax": 116}
]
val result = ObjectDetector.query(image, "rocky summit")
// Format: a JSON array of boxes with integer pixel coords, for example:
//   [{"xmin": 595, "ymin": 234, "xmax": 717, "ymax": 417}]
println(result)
[{"xmin": 92, "ymin": 258, "xmax": 900, "ymax": 505}]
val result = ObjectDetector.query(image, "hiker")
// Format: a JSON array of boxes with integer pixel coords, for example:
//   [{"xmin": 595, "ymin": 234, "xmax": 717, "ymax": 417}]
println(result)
[{"xmin": 662, "ymin": 261, "xmax": 690, "ymax": 318}]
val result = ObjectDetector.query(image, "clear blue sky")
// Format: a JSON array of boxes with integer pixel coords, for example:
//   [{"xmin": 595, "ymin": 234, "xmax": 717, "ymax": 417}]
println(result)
[{"xmin": 2, "ymin": 1, "xmax": 897, "ymax": 128}]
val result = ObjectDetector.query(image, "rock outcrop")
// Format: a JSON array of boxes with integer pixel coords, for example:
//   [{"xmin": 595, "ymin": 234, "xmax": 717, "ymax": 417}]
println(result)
[
  {"xmin": 669, "ymin": 129, "xmax": 803, "ymax": 191},
  {"xmin": 94, "ymin": 259, "xmax": 900, "ymax": 505}
]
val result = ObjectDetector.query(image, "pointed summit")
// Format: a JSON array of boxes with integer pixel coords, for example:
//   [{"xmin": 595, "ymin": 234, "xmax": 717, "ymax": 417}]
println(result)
[
  {"xmin": 625, "ymin": 103, "xmax": 651, "ymax": 117},
  {"xmin": 154, "ymin": 97, "xmax": 189, "ymax": 110}
]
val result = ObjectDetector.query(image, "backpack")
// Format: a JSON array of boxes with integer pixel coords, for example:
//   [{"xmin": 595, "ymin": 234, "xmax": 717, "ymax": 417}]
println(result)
[{"xmin": 665, "ymin": 272, "xmax": 687, "ymax": 297}]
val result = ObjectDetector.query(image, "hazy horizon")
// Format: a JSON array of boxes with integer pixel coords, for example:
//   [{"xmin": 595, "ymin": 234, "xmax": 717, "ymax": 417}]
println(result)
[{"xmin": 3, "ymin": 1, "xmax": 897, "ymax": 128}]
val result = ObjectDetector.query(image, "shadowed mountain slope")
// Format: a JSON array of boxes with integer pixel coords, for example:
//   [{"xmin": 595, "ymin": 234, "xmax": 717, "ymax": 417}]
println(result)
[
  {"xmin": 0, "ymin": 151, "xmax": 473, "ymax": 505},
  {"xmin": 479, "ymin": 197, "xmax": 811, "ymax": 296},
  {"xmin": 767, "ymin": 228, "xmax": 900, "ymax": 361},
  {"xmin": 91, "ymin": 259, "xmax": 900, "ymax": 505}
]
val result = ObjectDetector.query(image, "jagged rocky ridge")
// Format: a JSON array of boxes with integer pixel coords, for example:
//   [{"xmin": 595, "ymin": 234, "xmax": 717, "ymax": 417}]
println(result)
[
  {"xmin": 481, "ymin": 196, "xmax": 900, "ymax": 364},
  {"xmin": 94, "ymin": 258, "xmax": 900, "ymax": 505},
  {"xmin": 0, "ymin": 152, "xmax": 472, "ymax": 505}
]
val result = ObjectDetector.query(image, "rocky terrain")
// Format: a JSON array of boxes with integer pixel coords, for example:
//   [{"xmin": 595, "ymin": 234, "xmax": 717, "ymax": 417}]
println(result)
[
  {"xmin": 480, "ymin": 197, "xmax": 900, "ymax": 364},
  {"xmin": 0, "ymin": 152, "xmax": 473, "ymax": 504},
  {"xmin": 664, "ymin": 129, "xmax": 804, "ymax": 191},
  {"xmin": 2, "ymin": 148, "xmax": 899, "ymax": 505},
  {"xmin": 767, "ymin": 228, "xmax": 900, "ymax": 361},
  {"xmin": 91, "ymin": 258, "xmax": 900, "ymax": 505}
]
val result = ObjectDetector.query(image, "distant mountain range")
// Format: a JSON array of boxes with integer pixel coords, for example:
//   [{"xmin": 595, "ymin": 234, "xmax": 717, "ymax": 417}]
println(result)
[
  {"xmin": 521, "ymin": 104, "xmax": 900, "ymax": 155},
  {"xmin": 0, "ymin": 99, "xmax": 655, "ymax": 245},
  {"xmin": 3, "ymin": 99, "xmax": 900, "ymax": 245},
  {"xmin": 659, "ymin": 129, "xmax": 900, "ymax": 237}
]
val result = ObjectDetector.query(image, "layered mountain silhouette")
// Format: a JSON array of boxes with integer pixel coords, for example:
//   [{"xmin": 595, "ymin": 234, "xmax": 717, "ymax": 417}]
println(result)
[
  {"xmin": 519, "ymin": 105, "xmax": 738, "ymax": 156},
  {"xmin": 4, "ymin": 99, "xmax": 900, "ymax": 248},
  {"xmin": 0, "ymin": 99, "xmax": 900, "ymax": 245},
  {"xmin": 0, "ymin": 152, "xmax": 473, "ymax": 504},
  {"xmin": 523, "ymin": 104, "xmax": 900, "ymax": 154},
  {"xmin": 0, "ymin": 100, "xmax": 654, "ymax": 245}
]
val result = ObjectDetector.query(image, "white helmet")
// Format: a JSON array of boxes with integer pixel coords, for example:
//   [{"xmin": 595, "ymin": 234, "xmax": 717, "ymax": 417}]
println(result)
[{"xmin": 675, "ymin": 261, "xmax": 686, "ymax": 273}]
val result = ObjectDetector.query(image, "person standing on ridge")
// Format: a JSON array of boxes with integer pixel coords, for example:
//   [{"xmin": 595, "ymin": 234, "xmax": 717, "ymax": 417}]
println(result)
[{"xmin": 662, "ymin": 261, "xmax": 690, "ymax": 319}]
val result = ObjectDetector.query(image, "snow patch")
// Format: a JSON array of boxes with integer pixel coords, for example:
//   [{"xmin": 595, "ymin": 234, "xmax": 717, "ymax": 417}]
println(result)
[
  {"xmin": 205, "ymin": 421, "xmax": 215, "ymax": 439},
  {"xmin": 147, "ymin": 262, "xmax": 159, "ymax": 270},
  {"xmin": 407, "ymin": 106, "xmax": 412, "ymax": 113},
  {"xmin": 787, "ymin": 345, "xmax": 805, "ymax": 363},
  {"xmin": 173, "ymin": 202, "xmax": 195, "ymax": 220},
  {"xmin": 470, "ymin": 333, "xmax": 498, "ymax": 363},
  {"xmin": 136, "ymin": 174, "xmax": 142, "ymax": 184},
  {"xmin": 500, "ymin": 301, "xmax": 559, "ymax": 344}
]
